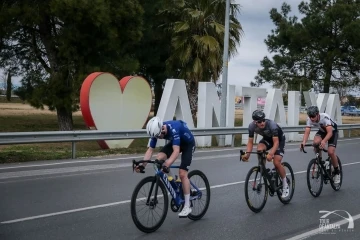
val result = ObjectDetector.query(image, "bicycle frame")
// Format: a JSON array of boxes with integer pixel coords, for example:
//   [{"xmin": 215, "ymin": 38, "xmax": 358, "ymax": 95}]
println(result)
[
  {"xmin": 133, "ymin": 159, "xmax": 202, "ymax": 208},
  {"xmin": 240, "ymin": 150, "xmax": 281, "ymax": 193},
  {"xmin": 301, "ymin": 143, "xmax": 333, "ymax": 183}
]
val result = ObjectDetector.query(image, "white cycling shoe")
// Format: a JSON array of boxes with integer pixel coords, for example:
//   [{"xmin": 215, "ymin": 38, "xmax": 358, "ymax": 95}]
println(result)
[{"xmin": 178, "ymin": 205, "xmax": 192, "ymax": 218}]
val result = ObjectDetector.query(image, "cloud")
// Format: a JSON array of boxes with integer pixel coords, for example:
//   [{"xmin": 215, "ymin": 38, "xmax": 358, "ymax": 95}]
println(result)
[{"xmin": 225, "ymin": 0, "xmax": 305, "ymax": 89}]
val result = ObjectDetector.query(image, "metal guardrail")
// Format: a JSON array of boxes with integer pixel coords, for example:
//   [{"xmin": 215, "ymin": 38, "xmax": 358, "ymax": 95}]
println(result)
[{"xmin": 0, "ymin": 124, "xmax": 360, "ymax": 159}]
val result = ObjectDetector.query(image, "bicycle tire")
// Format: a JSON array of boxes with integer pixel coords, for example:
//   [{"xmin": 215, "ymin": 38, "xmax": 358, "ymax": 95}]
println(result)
[
  {"xmin": 244, "ymin": 166, "xmax": 268, "ymax": 213},
  {"xmin": 187, "ymin": 169, "xmax": 211, "ymax": 221},
  {"xmin": 276, "ymin": 162, "xmax": 295, "ymax": 204},
  {"xmin": 330, "ymin": 156, "xmax": 342, "ymax": 191},
  {"xmin": 130, "ymin": 176, "xmax": 168, "ymax": 233},
  {"xmin": 307, "ymin": 158, "xmax": 324, "ymax": 197}
]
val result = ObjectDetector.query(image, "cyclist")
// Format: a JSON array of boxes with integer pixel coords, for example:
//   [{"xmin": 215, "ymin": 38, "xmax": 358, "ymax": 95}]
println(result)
[
  {"xmin": 300, "ymin": 105, "xmax": 340, "ymax": 184},
  {"xmin": 241, "ymin": 110, "xmax": 289, "ymax": 198},
  {"xmin": 135, "ymin": 116, "xmax": 196, "ymax": 217}
]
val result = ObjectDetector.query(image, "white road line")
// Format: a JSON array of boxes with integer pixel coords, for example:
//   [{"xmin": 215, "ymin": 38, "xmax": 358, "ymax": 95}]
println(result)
[
  {"xmin": 1, "ymin": 138, "xmax": 359, "ymax": 170},
  {"xmin": 1, "ymin": 161, "xmax": 360, "ymax": 225},
  {"xmin": 286, "ymin": 213, "xmax": 360, "ymax": 240}
]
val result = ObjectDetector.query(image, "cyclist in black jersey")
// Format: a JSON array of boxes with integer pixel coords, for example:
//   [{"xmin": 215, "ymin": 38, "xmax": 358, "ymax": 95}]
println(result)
[
  {"xmin": 300, "ymin": 105, "xmax": 340, "ymax": 184},
  {"xmin": 241, "ymin": 110, "xmax": 289, "ymax": 198}
]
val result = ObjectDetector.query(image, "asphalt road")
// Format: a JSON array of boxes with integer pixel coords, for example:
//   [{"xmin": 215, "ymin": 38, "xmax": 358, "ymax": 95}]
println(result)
[{"xmin": 1, "ymin": 138, "xmax": 360, "ymax": 240}]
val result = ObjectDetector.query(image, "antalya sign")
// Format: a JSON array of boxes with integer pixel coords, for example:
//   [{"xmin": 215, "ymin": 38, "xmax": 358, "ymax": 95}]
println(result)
[{"xmin": 80, "ymin": 72, "xmax": 343, "ymax": 149}]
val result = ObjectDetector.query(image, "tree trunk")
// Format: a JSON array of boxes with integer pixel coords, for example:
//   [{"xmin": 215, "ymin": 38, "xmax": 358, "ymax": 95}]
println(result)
[
  {"xmin": 56, "ymin": 106, "xmax": 73, "ymax": 131},
  {"xmin": 153, "ymin": 80, "xmax": 163, "ymax": 115},
  {"xmin": 6, "ymin": 71, "xmax": 11, "ymax": 101},
  {"xmin": 186, "ymin": 81, "xmax": 198, "ymax": 125}
]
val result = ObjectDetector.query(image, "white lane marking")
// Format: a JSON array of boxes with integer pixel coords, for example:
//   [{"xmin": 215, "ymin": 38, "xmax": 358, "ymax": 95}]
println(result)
[
  {"xmin": 1, "ymin": 161, "xmax": 360, "ymax": 225},
  {"xmin": 1, "ymin": 137, "xmax": 360, "ymax": 170},
  {"xmin": 0, "ymin": 146, "xmax": 330, "ymax": 180},
  {"xmin": 286, "ymin": 213, "xmax": 360, "ymax": 240}
]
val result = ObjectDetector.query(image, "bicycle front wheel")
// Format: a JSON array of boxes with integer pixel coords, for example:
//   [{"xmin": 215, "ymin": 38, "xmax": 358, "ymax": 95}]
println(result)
[
  {"xmin": 244, "ymin": 166, "xmax": 268, "ymax": 213},
  {"xmin": 130, "ymin": 176, "xmax": 168, "ymax": 233},
  {"xmin": 307, "ymin": 159, "xmax": 323, "ymax": 197}
]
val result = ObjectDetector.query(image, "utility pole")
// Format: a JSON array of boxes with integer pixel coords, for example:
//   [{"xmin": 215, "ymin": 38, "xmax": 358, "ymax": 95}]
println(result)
[{"xmin": 219, "ymin": 0, "xmax": 230, "ymax": 146}]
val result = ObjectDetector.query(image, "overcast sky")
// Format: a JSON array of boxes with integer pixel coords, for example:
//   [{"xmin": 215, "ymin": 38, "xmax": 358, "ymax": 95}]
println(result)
[
  {"xmin": 2, "ymin": 0, "xmax": 305, "ymax": 89},
  {"xmin": 225, "ymin": 0, "xmax": 305, "ymax": 89}
]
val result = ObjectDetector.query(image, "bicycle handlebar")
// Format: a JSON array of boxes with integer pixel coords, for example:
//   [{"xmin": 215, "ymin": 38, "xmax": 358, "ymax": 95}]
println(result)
[
  {"xmin": 132, "ymin": 159, "xmax": 166, "ymax": 173},
  {"xmin": 239, "ymin": 149, "xmax": 268, "ymax": 162},
  {"xmin": 300, "ymin": 143, "xmax": 328, "ymax": 153}
]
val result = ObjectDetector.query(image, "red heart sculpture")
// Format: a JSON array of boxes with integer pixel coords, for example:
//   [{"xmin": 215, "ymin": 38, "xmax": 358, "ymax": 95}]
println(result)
[{"xmin": 80, "ymin": 72, "xmax": 152, "ymax": 149}]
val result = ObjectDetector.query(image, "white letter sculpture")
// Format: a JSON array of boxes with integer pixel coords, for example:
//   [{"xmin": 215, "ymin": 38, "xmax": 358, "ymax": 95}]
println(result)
[
  {"xmin": 240, "ymin": 87, "xmax": 267, "ymax": 145},
  {"xmin": 263, "ymin": 89, "xmax": 289, "ymax": 141},
  {"xmin": 154, "ymin": 79, "xmax": 195, "ymax": 147},
  {"xmin": 325, "ymin": 93, "xmax": 344, "ymax": 138},
  {"xmin": 287, "ymin": 91, "xmax": 301, "ymax": 141},
  {"xmin": 197, "ymin": 82, "xmax": 235, "ymax": 146}
]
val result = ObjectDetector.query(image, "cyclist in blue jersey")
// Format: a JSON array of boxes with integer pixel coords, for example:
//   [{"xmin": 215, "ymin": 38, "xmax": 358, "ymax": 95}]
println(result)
[{"xmin": 135, "ymin": 116, "xmax": 196, "ymax": 217}]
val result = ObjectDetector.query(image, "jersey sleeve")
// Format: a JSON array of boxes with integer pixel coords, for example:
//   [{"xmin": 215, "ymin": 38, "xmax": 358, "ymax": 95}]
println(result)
[
  {"xmin": 322, "ymin": 114, "xmax": 332, "ymax": 126},
  {"xmin": 305, "ymin": 117, "xmax": 312, "ymax": 127},
  {"xmin": 248, "ymin": 122, "xmax": 255, "ymax": 138},
  {"xmin": 149, "ymin": 137, "xmax": 157, "ymax": 148},
  {"xmin": 269, "ymin": 121, "xmax": 279, "ymax": 137}
]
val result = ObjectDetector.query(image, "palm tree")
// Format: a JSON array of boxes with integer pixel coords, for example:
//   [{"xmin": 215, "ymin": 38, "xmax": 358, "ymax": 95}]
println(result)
[{"xmin": 160, "ymin": 0, "xmax": 243, "ymax": 122}]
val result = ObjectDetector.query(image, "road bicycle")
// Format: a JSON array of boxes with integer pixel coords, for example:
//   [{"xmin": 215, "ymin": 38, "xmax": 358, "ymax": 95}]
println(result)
[
  {"xmin": 130, "ymin": 159, "xmax": 210, "ymax": 233},
  {"xmin": 240, "ymin": 150, "xmax": 295, "ymax": 213},
  {"xmin": 300, "ymin": 143, "xmax": 343, "ymax": 197}
]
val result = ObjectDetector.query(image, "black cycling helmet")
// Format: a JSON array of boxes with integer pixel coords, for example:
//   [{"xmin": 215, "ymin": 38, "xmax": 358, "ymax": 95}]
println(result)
[
  {"xmin": 252, "ymin": 110, "xmax": 266, "ymax": 121},
  {"xmin": 307, "ymin": 105, "xmax": 319, "ymax": 117}
]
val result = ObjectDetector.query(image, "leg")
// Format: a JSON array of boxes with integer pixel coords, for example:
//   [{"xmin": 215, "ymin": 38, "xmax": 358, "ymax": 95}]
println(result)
[
  {"xmin": 272, "ymin": 139, "xmax": 289, "ymax": 198},
  {"xmin": 257, "ymin": 139, "xmax": 269, "ymax": 164},
  {"xmin": 313, "ymin": 131, "xmax": 325, "ymax": 158},
  {"xmin": 178, "ymin": 142, "xmax": 195, "ymax": 217},
  {"xmin": 327, "ymin": 131, "xmax": 340, "ymax": 183}
]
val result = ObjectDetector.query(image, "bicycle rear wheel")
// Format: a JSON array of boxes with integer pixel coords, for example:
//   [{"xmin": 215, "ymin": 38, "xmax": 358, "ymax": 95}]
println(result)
[
  {"xmin": 130, "ymin": 176, "xmax": 168, "ymax": 233},
  {"xmin": 307, "ymin": 159, "xmax": 323, "ymax": 197},
  {"xmin": 187, "ymin": 170, "xmax": 211, "ymax": 221},
  {"xmin": 276, "ymin": 162, "xmax": 295, "ymax": 204},
  {"xmin": 244, "ymin": 166, "xmax": 268, "ymax": 213},
  {"xmin": 330, "ymin": 156, "xmax": 342, "ymax": 191}
]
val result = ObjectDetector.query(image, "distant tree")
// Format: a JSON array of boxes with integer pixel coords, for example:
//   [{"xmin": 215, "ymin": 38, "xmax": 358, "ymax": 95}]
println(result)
[
  {"xmin": 0, "ymin": 0, "xmax": 143, "ymax": 130},
  {"xmin": 6, "ymin": 71, "xmax": 11, "ymax": 101},
  {"xmin": 253, "ymin": 0, "xmax": 360, "ymax": 93}
]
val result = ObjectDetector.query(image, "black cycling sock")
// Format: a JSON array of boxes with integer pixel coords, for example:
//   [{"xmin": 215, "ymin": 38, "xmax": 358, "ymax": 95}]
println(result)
[{"xmin": 333, "ymin": 166, "xmax": 339, "ymax": 174}]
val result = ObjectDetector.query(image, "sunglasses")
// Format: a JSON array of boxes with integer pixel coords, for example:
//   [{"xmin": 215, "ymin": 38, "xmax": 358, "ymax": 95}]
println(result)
[
  {"xmin": 309, "ymin": 115, "xmax": 317, "ymax": 119},
  {"xmin": 256, "ymin": 119, "xmax": 265, "ymax": 123}
]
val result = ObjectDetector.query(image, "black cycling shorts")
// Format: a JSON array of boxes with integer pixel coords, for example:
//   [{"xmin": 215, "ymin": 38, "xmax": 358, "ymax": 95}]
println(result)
[
  {"xmin": 259, "ymin": 137, "xmax": 285, "ymax": 157},
  {"xmin": 160, "ymin": 140, "xmax": 196, "ymax": 171},
  {"xmin": 315, "ymin": 130, "xmax": 338, "ymax": 147}
]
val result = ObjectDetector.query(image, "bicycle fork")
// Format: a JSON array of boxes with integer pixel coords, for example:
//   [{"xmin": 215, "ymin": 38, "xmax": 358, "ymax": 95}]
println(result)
[{"xmin": 146, "ymin": 176, "xmax": 160, "ymax": 209}]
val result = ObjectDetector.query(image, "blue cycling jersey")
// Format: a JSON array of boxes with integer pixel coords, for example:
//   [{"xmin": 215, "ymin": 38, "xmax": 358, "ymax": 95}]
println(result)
[{"xmin": 149, "ymin": 120, "xmax": 194, "ymax": 148}]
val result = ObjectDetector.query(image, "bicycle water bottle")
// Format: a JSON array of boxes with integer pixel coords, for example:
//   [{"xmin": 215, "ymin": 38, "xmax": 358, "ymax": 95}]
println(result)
[
  {"xmin": 175, "ymin": 175, "xmax": 181, "ymax": 192},
  {"xmin": 270, "ymin": 168, "xmax": 276, "ymax": 184},
  {"xmin": 167, "ymin": 175, "xmax": 178, "ymax": 190},
  {"xmin": 324, "ymin": 159, "xmax": 330, "ymax": 170}
]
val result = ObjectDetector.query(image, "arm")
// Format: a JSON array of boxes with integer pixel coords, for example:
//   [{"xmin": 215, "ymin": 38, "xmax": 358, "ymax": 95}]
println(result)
[
  {"xmin": 165, "ymin": 145, "xmax": 180, "ymax": 167},
  {"xmin": 142, "ymin": 137, "xmax": 157, "ymax": 167},
  {"xmin": 302, "ymin": 127, "xmax": 311, "ymax": 145},
  {"xmin": 245, "ymin": 137, "xmax": 254, "ymax": 158},
  {"xmin": 302, "ymin": 117, "xmax": 312, "ymax": 145},
  {"xmin": 142, "ymin": 147, "xmax": 154, "ymax": 167},
  {"xmin": 322, "ymin": 125, "xmax": 333, "ymax": 143},
  {"xmin": 268, "ymin": 136, "xmax": 279, "ymax": 157}
]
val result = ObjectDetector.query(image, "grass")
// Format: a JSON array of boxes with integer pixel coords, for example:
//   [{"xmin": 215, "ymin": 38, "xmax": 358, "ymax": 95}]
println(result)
[{"xmin": 1, "ymin": 99, "xmax": 360, "ymax": 163}]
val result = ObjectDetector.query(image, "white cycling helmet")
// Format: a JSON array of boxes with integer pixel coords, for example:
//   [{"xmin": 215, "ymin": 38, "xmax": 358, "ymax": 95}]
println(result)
[{"xmin": 146, "ymin": 116, "xmax": 163, "ymax": 137}]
